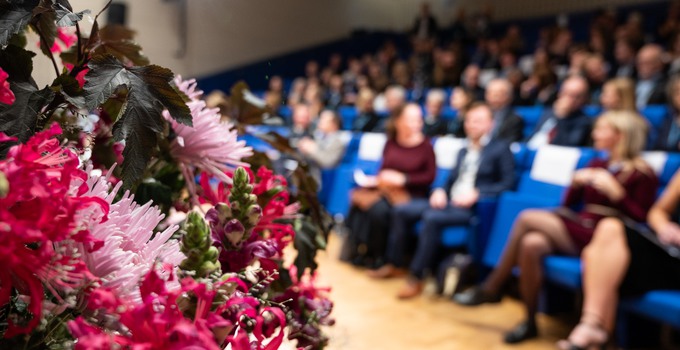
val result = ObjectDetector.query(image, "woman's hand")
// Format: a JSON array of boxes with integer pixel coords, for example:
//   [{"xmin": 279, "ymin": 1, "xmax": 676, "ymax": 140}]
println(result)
[
  {"xmin": 657, "ymin": 222, "xmax": 680, "ymax": 246},
  {"xmin": 378, "ymin": 169, "xmax": 407, "ymax": 187},
  {"xmin": 589, "ymin": 169, "xmax": 625, "ymax": 201},
  {"xmin": 429, "ymin": 188, "xmax": 448, "ymax": 209},
  {"xmin": 572, "ymin": 168, "xmax": 594, "ymax": 187}
]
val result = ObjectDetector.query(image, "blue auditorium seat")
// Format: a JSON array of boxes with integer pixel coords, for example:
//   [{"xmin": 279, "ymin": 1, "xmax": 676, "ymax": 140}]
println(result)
[
  {"xmin": 482, "ymin": 192, "xmax": 560, "ymax": 268},
  {"xmin": 514, "ymin": 106, "xmax": 544, "ymax": 138},
  {"xmin": 621, "ymin": 291, "xmax": 680, "ymax": 329},
  {"xmin": 641, "ymin": 105, "xmax": 669, "ymax": 129},
  {"xmin": 338, "ymin": 106, "xmax": 358, "ymax": 130},
  {"xmin": 278, "ymin": 106, "xmax": 292, "ymax": 123},
  {"xmin": 583, "ymin": 105, "xmax": 602, "ymax": 117}
]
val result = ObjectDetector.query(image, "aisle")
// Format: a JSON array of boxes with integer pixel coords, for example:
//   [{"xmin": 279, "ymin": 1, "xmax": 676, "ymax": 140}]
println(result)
[{"xmin": 315, "ymin": 233, "xmax": 572, "ymax": 350}]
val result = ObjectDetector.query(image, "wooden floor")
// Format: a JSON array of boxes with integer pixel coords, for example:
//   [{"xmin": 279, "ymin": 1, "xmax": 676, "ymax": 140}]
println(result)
[{"xmin": 314, "ymin": 233, "xmax": 574, "ymax": 350}]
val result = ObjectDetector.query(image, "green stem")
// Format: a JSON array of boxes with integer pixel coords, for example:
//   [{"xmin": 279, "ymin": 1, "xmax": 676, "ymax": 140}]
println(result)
[{"xmin": 33, "ymin": 25, "xmax": 60, "ymax": 78}]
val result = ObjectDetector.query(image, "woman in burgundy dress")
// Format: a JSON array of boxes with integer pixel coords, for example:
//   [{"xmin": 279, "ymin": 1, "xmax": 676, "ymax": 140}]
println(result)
[
  {"xmin": 453, "ymin": 110, "xmax": 658, "ymax": 344},
  {"xmin": 343, "ymin": 103, "xmax": 436, "ymax": 268}
]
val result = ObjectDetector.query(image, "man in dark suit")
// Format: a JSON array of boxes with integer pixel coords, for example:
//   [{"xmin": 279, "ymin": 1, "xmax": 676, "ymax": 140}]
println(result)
[
  {"xmin": 526, "ymin": 75, "xmax": 592, "ymax": 148},
  {"xmin": 368, "ymin": 102, "xmax": 515, "ymax": 299},
  {"xmin": 422, "ymin": 89, "xmax": 449, "ymax": 136},
  {"xmin": 635, "ymin": 44, "xmax": 667, "ymax": 109},
  {"xmin": 411, "ymin": 2, "xmax": 439, "ymax": 41},
  {"xmin": 485, "ymin": 78, "xmax": 524, "ymax": 143}
]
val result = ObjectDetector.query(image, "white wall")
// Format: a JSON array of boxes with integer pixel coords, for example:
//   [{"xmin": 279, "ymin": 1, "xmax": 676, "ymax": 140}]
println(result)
[{"xmin": 28, "ymin": 0, "xmax": 663, "ymax": 87}]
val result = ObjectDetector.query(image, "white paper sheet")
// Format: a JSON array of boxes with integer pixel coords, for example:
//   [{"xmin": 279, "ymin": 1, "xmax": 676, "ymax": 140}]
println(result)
[
  {"xmin": 357, "ymin": 132, "xmax": 387, "ymax": 161},
  {"xmin": 529, "ymin": 145, "xmax": 582, "ymax": 186},
  {"xmin": 353, "ymin": 169, "xmax": 378, "ymax": 188}
]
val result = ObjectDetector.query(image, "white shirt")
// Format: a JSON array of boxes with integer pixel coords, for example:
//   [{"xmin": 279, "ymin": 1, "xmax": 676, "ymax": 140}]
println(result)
[
  {"xmin": 450, "ymin": 136, "xmax": 489, "ymax": 199},
  {"xmin": 527, "ymin": 117, "xmax": 557, "ymax": 149}
]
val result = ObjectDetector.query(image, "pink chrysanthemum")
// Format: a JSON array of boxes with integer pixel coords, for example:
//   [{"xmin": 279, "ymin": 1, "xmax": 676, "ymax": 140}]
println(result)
[
  {"xmin": 75, "ymin": 168, "xmax": 185, "ymax": 302},
  {"xmin": 164, "ymin": 76, "xmax": 252, "ymax": 199}
]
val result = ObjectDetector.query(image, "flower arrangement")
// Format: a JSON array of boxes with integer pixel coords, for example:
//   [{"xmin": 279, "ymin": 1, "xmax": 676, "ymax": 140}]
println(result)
[{"xmin": 0, "ymin": 1, "xmax": 333, "ymax": 349}]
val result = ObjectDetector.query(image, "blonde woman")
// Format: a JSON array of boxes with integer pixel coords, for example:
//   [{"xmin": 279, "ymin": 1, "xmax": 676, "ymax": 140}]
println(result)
[
  {"xmin": 454, "ymin": 111, "xmax": 658, "ymax": 344},
  {"xmin": 600, "ymin": 77, "xmax": 637, "ymax": 112}
]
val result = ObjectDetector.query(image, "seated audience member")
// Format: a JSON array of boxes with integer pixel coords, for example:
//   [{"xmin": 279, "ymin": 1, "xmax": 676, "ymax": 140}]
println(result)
[
  {"xmin": 352, "ymin": 88, "xmax": 381, "ymax": 132},
  {"xmin": 583, "ymin": 54, "xmax": 609, "ymax": 103},
  {"xmin": 326, "ymin": 74, "xmax": 345, "ymax": 110},
  {"xmin": 656, "ymin": 75, "xmax": 680, "ymax": 152},
  {"xmin": 518, "ymin": 64, "xmax": 558, "ymax": 106},
  {"xmin": 298, "ymin": 110, "xmax": 347, "ymax": 186},
  {"xmin": 422, "ymin": 89, "xmax": 448, "ymax": 137},
  {"xmin": 526, "ymin": 75, "xmax": 593, "ymax": 148},
  {"xmin": 448, "ymin": 86, "xmax": 475, "ymax": 137},
  {"xmin": 374, "ymin": 85, "xmax": 407, "ymax": 117},
  {"xmin": 461, "ymin": 64, "xmax": 486, "ymax": 101},
  {"xmin": 558, "ymin": 169, "xmax": 680, "ymax": 349},
  {"xmin": 265, "ymin": 75, "xmax": 286, "ymax": 110},
  {"xmin": 599, "ymin": 77, "xmax": 637, "ymax": 112},
  {"xmin": 611, "ymin": 38, "xmax": 638, "ymax": 79},
  {"xmin": 635, "ymin": 44, "xmax": 668, "ymax": 109},
  {"xmin": 454, "ymin": 111, "xmax": 658, "ymax": 344},
  {"xmin": 287, "ymin": 78, "xmax": 306, "ymax": 106},
  {"xmin": 369, "ymin": 103, "xmax": 515, "ymax": 299},
  {"xmin": 289, "ymin": 104, "xmax": 313, "ymax": 146},
  {"xmin": 485, "ymin": 78, "xmax": 524, "ymax": 143},
  {"xmin": 343, "ymin": 103, "xmax": 436, "ymax": 268}
]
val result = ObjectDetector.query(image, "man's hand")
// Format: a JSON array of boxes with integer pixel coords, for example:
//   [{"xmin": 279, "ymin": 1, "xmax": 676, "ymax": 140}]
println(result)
[
  {"xmin": 452, "ymin": 189, "xmax": 479, "ymax": 208},
  {"xmin": 429, "ymin": 188, "xmax": 448, "ymax": 209}
]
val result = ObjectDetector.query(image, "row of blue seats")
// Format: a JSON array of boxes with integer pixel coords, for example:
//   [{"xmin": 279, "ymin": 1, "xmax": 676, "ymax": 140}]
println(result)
[
  {"xmin": 314, "ymin": 132, "xmax": 680, "ymax": 348},
  {"xmin": 276, "ymin": 104, "xmax": 672, "ymax": 139},
  {"xmin": 239, "ymin": 127, "xmax": 680, "ymax": 346}
]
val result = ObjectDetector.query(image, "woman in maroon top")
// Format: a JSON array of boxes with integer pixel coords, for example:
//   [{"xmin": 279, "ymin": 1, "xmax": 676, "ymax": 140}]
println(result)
[
  {"xmin": 453, "ymin": 110, "xmax": 658, "ymax": 344},
  {"xmin": 343, "ymin": 103, "xmax": 436, "ymax": 268}
]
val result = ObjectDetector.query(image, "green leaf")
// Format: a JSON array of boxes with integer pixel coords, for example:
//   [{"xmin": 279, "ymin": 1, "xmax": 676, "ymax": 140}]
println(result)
[
  {"xmin": 31, "ymin": 1, "xmax": 58, "ymax": 58},
  {"xmin": 229, "ymin": 81, "xmax": 271, "ymax": 128},
  {"xmin": 0, "ymin": 0, "xmax": 39, "ymax": 47},
  {"xmin": 54, "ymin": 2, "xmax": 89, "ymax": 27},
  {"xmin": 85, "ymin": 55, "xmax": 192, "ymax": 186},
  {"xmin": 0, "ymin": 44, "xmax": 36, "ymax": 83},
  {"xmin": 51, "ymin": 72, "xmax": 83, "ymax": 107},
  {"xmin": 0, "ymin": 82, "xmax": 55, "ymax": 156},
  {"xmin": 135, "ymin": 180, "xmax": 173, "ymax": 212},
  {"xmin": 128, "ymin": 65, "xmax": 192, "ymax": 126},
  {"xmin": 82, "ymin": 54, "xmax": 128, "ymax": 110},
  {"xmin": 89, "ymin": 25, "xmax": 149, "ymax": 66}
]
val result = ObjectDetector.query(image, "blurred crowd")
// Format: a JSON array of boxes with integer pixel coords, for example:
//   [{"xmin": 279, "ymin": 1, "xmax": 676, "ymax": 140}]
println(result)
[{"xmin": 255, "ymin": 1, "xmax": 680, "ymax": 154}]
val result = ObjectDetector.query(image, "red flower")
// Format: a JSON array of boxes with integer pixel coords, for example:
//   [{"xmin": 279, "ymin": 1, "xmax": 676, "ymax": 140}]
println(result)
[
  {"xmin": 0, "ymin": 68, "xmax": 15, "ymax": 105},
  {"xmin": 0, "ymin": 124, "xmax": 105, "ymax": 337}
]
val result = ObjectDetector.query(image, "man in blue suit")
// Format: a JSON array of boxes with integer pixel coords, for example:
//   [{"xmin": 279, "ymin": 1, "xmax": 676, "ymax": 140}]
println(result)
[
  {"xmin": 526, "ymin": 75, "xmax": 592, "ymax": 148},
  {"xmin": 368, "ymin": 102, "xmax": 515, "ymax": 299}
]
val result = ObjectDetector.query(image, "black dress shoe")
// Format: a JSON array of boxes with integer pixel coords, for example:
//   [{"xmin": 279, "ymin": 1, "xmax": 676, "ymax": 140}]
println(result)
[
  {"xmin": 504, "ymin": 320, "xmax": 538, "ymax": 344},
  {"xmin": 452, "ymin": 287, "xmax": 502, "ymax": 306}
]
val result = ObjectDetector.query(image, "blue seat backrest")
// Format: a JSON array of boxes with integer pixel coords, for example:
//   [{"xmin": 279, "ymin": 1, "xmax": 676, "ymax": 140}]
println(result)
[
  {"xmin": 338, "ymin": 106, "xmax": 358, "ymax": 130},
  {"xmin": 340, "ymin": 132, "xmax": 362, "ymax": 165},
  {"xmin": 441, "ymin": 107, "xmax": 458, "ymax": 121},
  {"xmin": 514, "ymin": 106, "xmax": 544, "ymax": 138},
  {"xmin": 482, "ymin": 192, "xmax": 561, "ymax": 268},
  {"xmin": 517, "ymin": 147, "xmax": 596, "ymax": 196},
  {"xmin": 583, "ymin": 105, "xmax": 603, "ymax": 117},
  {"xmin": 641, "ymin": 105, "xmax": 669, "ymax": 129},
  {"xmin": 278, "ymin": 106, "xmax": 292, "ymax": 123},
  {"xmin": 432, "ymin": 167, "xmax": 450, "ymax": 189},
  {"xmin": 661, "ymin": 153, "xmax": 680, "ymax": 187}
]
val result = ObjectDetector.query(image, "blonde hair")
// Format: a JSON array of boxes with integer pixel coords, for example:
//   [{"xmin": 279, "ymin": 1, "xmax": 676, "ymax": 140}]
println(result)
[
  {"xmin": 603, "ymin": 78, "xmax": 637, "ymax": 112},
  {"xmin": 595, "ymin": 111, "xmax": 651, "ymax": 174}
]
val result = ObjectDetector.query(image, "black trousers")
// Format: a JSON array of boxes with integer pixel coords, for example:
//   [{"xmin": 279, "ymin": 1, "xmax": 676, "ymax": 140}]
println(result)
[{"xmin": 343, "ymin": 198, "xmax": 392, "ymax": 266}]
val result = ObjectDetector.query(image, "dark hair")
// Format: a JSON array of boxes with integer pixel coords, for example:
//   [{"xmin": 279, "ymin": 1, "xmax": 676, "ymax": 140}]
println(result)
[
  {"xmin": 322, "ymin": 109, "xmax": 343, "ymax": 130},
  {"xmin": 466, "ymin": 101, "xmax": 493, "ymax": 119},
  {"xmin": 385, "ymin": 104, "xmax": 408, "ymax": 140}
]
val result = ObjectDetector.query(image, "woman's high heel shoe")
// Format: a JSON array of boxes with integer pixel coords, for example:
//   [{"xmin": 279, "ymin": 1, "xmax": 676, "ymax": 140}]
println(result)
[{"xmin": 556, "ymin": 321, "xmax": 608, "ymax": 350}]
